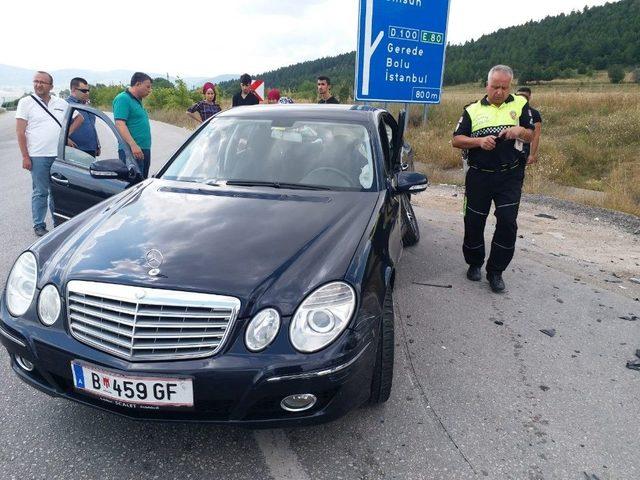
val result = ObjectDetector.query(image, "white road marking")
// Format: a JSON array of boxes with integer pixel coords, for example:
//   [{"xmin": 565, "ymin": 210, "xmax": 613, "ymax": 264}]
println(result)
[{"xmin": 254, "ymin": 429, "xmax": 311, "ymax": 480}]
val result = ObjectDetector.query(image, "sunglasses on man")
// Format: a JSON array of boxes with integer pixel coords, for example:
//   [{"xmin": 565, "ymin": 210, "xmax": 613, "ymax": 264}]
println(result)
[{"xmin": 75, "ymin": 88, "xmax": 90, "ymax": 93}]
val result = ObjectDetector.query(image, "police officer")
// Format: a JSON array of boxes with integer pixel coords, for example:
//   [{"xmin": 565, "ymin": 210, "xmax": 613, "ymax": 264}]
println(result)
[{"xmin": 452, "ymin": 65, "xmax": 534, "ymax": 293}]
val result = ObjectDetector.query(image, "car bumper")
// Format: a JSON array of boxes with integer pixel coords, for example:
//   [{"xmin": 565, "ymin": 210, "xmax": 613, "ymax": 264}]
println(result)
[{"xmin": 1, "ymin": 303, "xmax": 378, "ymax": 427}]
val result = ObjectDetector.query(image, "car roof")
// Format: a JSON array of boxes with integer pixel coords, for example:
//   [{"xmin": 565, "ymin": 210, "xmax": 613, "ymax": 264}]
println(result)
[{"xmin": 216, "ymin": 104, "xmax": 383, "ymax": 123}]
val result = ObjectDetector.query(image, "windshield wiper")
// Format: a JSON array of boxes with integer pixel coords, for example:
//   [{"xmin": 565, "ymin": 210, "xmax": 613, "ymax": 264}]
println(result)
[
  {"xmin": 196, "ymin": 178, "xmax": 222, "ymax": 186},
  {"xmin": 226, "ymin": 180, "xmax": 330, "ymax": 191}
]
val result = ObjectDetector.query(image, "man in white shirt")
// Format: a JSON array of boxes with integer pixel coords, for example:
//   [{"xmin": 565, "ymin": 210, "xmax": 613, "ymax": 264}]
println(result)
[{"xmin": 16, "ymin": 71, "xmax": 82, "ymax": 236}]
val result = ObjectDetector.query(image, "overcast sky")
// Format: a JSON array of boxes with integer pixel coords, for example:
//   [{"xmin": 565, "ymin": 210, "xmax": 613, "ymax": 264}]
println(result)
[{"xmin": 0, "ymin": 0, "xmax": 619, "ymax": 77}]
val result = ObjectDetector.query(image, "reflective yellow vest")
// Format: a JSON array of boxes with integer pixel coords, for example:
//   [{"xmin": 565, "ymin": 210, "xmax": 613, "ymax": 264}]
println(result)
[
  {"xmin": 466, "ymin": 94, "xmax": 528, "ymax": 138},
  {"xmin": 463, "ymin": 94, "xmax": 530, "ymax": 170}
]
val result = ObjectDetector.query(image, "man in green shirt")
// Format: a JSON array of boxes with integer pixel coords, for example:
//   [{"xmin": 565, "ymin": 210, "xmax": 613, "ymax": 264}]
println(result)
[{"xmin": 113, "ymin": 72, "xmax": 153, "ymax": 178}]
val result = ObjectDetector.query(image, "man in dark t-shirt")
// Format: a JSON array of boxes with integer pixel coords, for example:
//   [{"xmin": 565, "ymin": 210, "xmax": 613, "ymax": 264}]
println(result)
[
  {"xmin": 317, "ymin": 76, "xmax": 339, "ymax": 104},
  {"xmin": 516, "ymin": 87, "xmax": 542, "ymax": 172},
  {"xmin": 232, "ymin": 73, "xmax": 260, "ymax": 107}
]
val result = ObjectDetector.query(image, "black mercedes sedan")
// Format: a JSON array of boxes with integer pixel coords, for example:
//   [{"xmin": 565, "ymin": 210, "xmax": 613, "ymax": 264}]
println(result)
[{"xmin": 0, "ymin": 104, "xmax": 427, "ymax": 426}]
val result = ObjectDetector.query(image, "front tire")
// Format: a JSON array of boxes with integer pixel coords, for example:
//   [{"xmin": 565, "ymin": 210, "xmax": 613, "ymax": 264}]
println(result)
[
  {"xmin": 401, "ymin": 195, "xmax": 420, "ymax": 246},
  {"xmin": 369, "ymin": 290, "xmax": 395, "ymax": 404}
]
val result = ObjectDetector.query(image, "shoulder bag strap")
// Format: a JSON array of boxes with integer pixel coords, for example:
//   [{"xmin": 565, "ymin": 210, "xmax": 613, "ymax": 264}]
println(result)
[{"xmin": 29, "ymin": 94, "xmax": 63, "ymax": 128}]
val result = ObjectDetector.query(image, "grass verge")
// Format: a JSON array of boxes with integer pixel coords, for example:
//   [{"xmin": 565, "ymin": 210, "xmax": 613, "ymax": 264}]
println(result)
[{"xmin": 404, "ymin": 85, "xmax": 640, "ymax": 216}]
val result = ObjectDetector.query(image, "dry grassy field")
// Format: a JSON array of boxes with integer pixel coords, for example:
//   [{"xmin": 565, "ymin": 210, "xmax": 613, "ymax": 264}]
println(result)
[
  {"xmin": 404, "ymin": 83, "xmax": 640, "ymax": 217},
  {"xmin": 148, "ymin": 81, "xmax": 639, "ymax": 217}
]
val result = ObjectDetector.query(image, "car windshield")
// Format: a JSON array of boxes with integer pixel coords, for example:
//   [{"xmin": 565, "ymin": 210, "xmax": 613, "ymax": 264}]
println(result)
[{"xmin": 161, "ymin": 118, "xmax": 376, "ymax": 191}]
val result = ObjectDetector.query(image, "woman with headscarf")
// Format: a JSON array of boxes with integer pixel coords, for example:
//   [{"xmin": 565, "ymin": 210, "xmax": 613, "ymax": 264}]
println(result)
[{"xmin": 187, "ymin": 82, "xmax": 221, "ymax": 123}]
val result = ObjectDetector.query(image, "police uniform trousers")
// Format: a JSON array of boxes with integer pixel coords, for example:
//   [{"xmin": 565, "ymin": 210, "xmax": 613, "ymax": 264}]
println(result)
[{"xmin": 463, "ymin": 165, "xmax": 524, "ymax": 273}]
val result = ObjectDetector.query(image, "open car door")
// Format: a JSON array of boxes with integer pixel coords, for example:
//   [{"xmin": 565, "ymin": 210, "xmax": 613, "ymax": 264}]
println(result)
[
  {"xmin": 50, "ymin": 104, "xmax": 141, "ymax": 224},
  {"xmin": 390, "ymin": 109, "xmax": 423, "ymax": 247},
  {"xmin": 392, "ymin": 110, "xmax": 406, "ymax": 170}
]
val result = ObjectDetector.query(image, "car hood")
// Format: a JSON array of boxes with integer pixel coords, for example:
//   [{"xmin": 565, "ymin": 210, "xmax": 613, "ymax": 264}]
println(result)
[{"xmin": 43, "ymin": 180, "xmax": 380, "ymax": 317}]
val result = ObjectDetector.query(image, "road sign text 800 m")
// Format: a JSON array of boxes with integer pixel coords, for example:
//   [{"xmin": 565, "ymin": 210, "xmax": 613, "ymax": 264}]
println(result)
[{"xmin": 413, "ymin": 88, "xmax": 440, "ymax": 101}]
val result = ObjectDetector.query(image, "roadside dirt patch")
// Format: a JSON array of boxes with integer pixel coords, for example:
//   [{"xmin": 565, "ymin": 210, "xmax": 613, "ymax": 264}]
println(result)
[{"xmin": 412, "ymin": 184, "xmax": 640, "ymax": 299}]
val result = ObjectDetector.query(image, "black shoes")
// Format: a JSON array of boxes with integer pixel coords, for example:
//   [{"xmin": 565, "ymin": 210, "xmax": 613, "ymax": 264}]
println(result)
[
  {"xmin": 466, "ymin": 266, "xmax": 506, "ymax": 293},
  {"xmin": 487, "ymin": 272, "xmax": 505, "ymax": 293},
  {"xmin": 34, "ymin": 226, "xmax": 49, "ymax": 237},
  {"xmin": 466, "ymin": 265, "xmax": 482, "ymax": 282}
]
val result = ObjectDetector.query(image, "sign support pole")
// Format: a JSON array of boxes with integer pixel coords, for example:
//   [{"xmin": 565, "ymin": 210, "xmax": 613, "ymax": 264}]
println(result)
[{"xmin": 404, "ymin": 103, "xmax": 410, "ymax": 132}]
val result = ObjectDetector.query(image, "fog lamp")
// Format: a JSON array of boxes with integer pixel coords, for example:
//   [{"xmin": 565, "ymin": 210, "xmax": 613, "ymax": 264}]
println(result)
[
  {"xmin": 280, "ymin": 394, "xmax": 317, "ymax": 412},
  {"xmin": 15, "ymin": 355, "xmax": 34, "ymax": 372}
]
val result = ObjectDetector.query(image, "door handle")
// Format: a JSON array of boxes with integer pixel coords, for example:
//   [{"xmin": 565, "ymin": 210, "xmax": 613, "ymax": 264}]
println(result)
[{"xmin": 51, "ymin": 175, "xmax": 69, "ymax": 186}]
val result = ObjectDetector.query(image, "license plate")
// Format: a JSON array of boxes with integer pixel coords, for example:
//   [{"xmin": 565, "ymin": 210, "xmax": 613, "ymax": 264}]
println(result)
[{"xmin": 71, "ymin": 361, "xmax": 193, "ymax": 409}]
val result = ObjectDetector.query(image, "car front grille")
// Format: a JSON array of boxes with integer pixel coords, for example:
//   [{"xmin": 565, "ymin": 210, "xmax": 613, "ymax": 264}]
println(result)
[{"xmin": 67, "ymin": 280, "xmax": 241, "ymax": 361}]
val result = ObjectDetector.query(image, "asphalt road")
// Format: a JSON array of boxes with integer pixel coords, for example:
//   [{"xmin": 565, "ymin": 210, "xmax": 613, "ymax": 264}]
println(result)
[{"xmin": 1, "ymin": 111, "xmax": 639, "ymax": 480}]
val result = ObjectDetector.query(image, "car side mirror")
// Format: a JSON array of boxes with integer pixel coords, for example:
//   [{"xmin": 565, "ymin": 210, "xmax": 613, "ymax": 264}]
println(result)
[
  {"xmin": 394, "ymin": 171, "xmax": 428, "ymax": 194},
  {"xmin": 90, "ymin": 158, "xmax": 133, "ymax": 181}
]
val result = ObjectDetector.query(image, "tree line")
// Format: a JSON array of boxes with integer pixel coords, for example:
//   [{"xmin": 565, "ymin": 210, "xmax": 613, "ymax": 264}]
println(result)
[
  {"xmin": 444, "ymin": 0, "xmax": 640, "ymax": 84},
  {"xmin": 219, "ymin": 0, "xmax": 640, "ymax": 92},
  {"xmin": 3, "ymin": 0, "xmax": 638, "ymax": 111},
  {"xmin": 217, "ymin": 52, "xmax": 356, "ymax": 101}
]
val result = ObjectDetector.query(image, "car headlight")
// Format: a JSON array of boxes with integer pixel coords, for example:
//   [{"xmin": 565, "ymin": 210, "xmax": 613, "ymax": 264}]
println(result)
[
  {"xmin": 290, "ymin": 282, "xmax": 356, "ymax": 353},
  {"xmin": 38, "ymin": 284, "xmax": 61, "ymax": 326},
  {"xmin": 245, "ymin": 308, "xmax": 281, "ymax": 352},
  {"xmin": 6, "ymin": 252, "xmax": 38, "ymax": 317}
]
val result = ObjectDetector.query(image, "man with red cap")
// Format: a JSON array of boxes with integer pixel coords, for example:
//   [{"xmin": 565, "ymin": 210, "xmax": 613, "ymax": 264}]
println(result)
[
  {"xmin": 267, "ymin": 88, "xmax": 281, "ymax": 104},
  {"xmin": 267, "ymin": 88, "xmax": 294, "ymax": 105}
]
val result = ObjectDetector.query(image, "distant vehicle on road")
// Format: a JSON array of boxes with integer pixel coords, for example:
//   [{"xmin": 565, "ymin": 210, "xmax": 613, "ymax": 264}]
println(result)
[{"xmin": 0, "ymin": 104, "xmax": 427, "ymax": 426}]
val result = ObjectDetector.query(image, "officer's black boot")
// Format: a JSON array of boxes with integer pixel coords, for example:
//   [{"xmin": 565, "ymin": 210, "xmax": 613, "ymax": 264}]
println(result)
[
  {"xmin": 466, "ymin": 265, "xmax": 482, "ymax": 282},
  {"xmin": 487, "ymin": 272, "xmax": 505, "ymax": 293}
]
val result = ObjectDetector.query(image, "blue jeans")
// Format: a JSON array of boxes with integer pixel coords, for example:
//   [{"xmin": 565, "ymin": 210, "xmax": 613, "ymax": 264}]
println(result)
[{"xmin": 30, "ymin": 156, "xmax": 55, "ymax": 229}]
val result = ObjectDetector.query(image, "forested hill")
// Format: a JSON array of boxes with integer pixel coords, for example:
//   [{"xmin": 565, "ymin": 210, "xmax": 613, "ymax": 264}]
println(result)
[
  {"xmin": 219, "ymin": 0, "xmax": 639, "ymax": 94},
  {"xmin": 218, "ymin": 52, "xmax": 355, "ymax": 98},
  {"xmin": 444, "ymin": 0, "xmax": 640, "ymax": 84}
]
